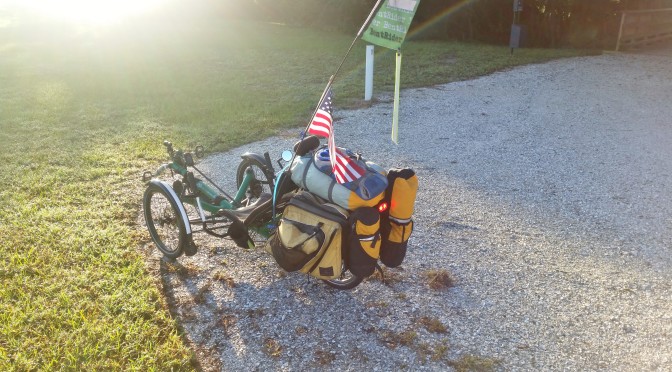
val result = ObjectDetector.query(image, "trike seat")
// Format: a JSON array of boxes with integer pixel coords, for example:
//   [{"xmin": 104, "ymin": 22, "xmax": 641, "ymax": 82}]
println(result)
[{"xmin": 219, "ymin": 192, "xmax": 272, "ymax": 225}]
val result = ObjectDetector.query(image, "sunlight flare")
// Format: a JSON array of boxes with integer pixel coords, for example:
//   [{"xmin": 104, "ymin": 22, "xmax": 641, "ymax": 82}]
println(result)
[{"xmin": 22, "ymin": 0, "xmax": 167, "ymax": 25}]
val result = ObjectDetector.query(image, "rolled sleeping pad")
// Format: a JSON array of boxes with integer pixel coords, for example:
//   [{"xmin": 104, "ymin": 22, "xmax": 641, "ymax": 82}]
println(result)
[{"xmin": 289, "ymin": 153, "xmax": 386, "ymax": 211}]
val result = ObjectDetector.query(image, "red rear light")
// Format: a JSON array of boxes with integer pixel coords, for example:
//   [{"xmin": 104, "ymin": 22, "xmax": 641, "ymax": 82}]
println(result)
[{"xmin": 378, "ymin": 201, "xmax": 388, "ymax": 213}]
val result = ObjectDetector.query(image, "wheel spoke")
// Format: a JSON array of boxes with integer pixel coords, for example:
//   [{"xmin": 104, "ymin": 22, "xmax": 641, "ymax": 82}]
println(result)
[
  {"xmin": 150, "ymin": 194, "xmax": 180, "ymax": 253},
  {"xmin": 143, "ymin": 184, "xmax": 189, "ymax": 259}
]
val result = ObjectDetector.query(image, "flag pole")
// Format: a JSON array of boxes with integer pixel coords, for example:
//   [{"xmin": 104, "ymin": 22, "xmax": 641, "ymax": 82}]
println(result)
[{"xmin": 299, "ymin": 0, "xmax": 386, "ymax": 138}]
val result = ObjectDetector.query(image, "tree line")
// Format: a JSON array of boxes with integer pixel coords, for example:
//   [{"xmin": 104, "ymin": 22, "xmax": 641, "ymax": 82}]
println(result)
[{"xmin": 218, "ymin": 0, "xmax": 672, "ymax": 49}]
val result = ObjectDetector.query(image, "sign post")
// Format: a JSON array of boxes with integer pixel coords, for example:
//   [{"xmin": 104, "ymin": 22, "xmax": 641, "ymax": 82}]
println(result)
[
  {"xmin": 509, "ymin": 0, "xmax": 524, "ymax": 54},
  {"xmin": 362, "ymin": 0, "xmax": 421, "ymax": 143},
  {"xmin": 365, "ymin": 45, "xmax": 375, "ymax": 101}
]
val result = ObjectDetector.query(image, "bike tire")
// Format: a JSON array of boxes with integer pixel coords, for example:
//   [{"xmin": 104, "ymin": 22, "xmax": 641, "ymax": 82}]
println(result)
[
  {"xmin": 143, "ymin": 182, "xmax": 189, "ymax": 259},
  {"xmin": 323, "ymin": 264, "xmax": 363, "ymax": 290},
  {"xmin": 236, "ymin": 158, "xmax": 274, "ymax": 206}
]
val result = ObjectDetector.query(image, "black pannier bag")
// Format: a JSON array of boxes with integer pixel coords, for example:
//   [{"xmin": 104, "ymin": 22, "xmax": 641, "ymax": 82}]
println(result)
[
  {"xmin": 380, "ymin": 168, "xmax": 418, "ymax": 268},
  {"xmin": 347, "ymin": 207, "xmax": 381, "ymax": 278}
]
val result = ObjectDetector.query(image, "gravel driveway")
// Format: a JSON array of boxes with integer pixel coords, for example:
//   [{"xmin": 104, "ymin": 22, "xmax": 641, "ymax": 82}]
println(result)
[{"xmin": 143, "ymin": 46, "xmax": 672, "ymax": 371}]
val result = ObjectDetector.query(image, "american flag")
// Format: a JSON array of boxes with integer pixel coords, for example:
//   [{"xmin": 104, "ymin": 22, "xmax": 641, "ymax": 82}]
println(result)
[
  {"xmin": 307, "ymin": 88, "xmax": 365, "ymax": 184},
  {"xmin": 332, "ymin": 146, "xmax": 365, "ymax": 184},
  {"xmin": 307, "ymin": 89, "xmax": 333, "ymax": 138}
]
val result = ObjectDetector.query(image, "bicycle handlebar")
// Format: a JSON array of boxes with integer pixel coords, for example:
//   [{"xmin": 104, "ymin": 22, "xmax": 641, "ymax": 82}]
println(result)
[
  {"xmin": 147, "ymin": 139, "xmax": 288, "ymax": 210},
  {"xmin": 163, "ymin": 140, "xmax": 174, "ymax": 157}
]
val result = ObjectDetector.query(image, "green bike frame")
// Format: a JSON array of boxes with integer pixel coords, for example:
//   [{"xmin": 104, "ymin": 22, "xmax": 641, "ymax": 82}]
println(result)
[{"xmin": 167, "ymin": 160, "xmax": 253, "ymax": 213}]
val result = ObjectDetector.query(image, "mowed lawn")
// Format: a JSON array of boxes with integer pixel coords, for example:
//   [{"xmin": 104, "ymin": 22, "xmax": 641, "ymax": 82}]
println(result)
[{"xmin": 0, "ymin": 7, "xmax": 592, "ymax": 370}]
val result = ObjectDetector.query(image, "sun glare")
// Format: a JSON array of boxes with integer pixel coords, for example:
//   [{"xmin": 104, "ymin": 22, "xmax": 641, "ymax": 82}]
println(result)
[{"xmin": 22, "ymin": 0, "xmax": 167, "ymax": 25}]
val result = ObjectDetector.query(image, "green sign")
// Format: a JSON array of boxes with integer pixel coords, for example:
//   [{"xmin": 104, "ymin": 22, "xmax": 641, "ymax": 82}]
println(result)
[{"xmin": 362, "ymin": 0, "xmax": 421, "ymax": 50}]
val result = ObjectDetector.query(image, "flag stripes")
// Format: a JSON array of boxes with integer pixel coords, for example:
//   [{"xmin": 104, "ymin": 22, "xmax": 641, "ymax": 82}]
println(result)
[
  {"xmin": 307, "ymin": 87, "xmax": 365, "ymax": 184},
  {"xmin": 307, "ymin": 89, "xmax": 333, "ymax": 139},
  {"xmin": 308, "ymin": 111, "xmax": 332, "ymax": 137},
  {"xmin": 333, "ymin": 147, "xmax": 365, "ymax": 184}
]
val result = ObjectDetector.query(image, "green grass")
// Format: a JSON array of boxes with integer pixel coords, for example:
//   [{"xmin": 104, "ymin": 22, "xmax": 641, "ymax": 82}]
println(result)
[{"xmin": 0, "ymin": 6, "xmax": 594, "ymax": 370}]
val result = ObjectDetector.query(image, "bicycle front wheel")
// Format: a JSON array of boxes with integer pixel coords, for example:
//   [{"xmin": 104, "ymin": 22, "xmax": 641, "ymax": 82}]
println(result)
[
  {"xmin": 143, "ymin": 182, "xmax": 189, "ymax": 259},
  {"xmin": 236, "ymin": 158, "xmax": 274, "ymax": 206}
]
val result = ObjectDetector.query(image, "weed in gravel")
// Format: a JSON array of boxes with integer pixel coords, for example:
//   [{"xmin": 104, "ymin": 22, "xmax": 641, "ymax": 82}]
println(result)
[
  {"xmin": 379, "ymin": 330, "xmax": 418, "ymax": 349},
  {"xmin": 350, "ymin": 346, "xmax": 370, "ymax": 363},
  {"xmin": 295, "ymin": 326, "xmax": 308, "ymax": 335},
  {"xmin": 213, "ymin": 270, "xmax": 236, "ymax": 287},
  {"xmin": 164, "ymin": 261, "xmax": 200, "ymax": 277},
  {"xmin": 378, "ymin": 328, "xmax": 452, "ymax": 366},
  {"xmin": 447, "ymin": 354, "xmax": 500, "ymax": 372},
  {"xmin": 263, "ymin": 338, "xmax": 282, "ymax": 358},
  {"xmin": 432, "ymin": 343, "xmax": 450, "ymax": 362},
  {"xmin": 247, "ymin": 308, "xmax": 266, "ymax": 318},
  {"xmin": 314, "ymin": 350, "xmax": 336, "ymax": 365},
  {"xmin": 290, "ymin": 285, "xmax": 309, "ymax": 299},
  {"xmin": 416, "ymin": 316, "xmax": 448, "ymax": 334},
  {"xmin": 424, "ymin": 269, "xmax": 456, "ymax": 290},
  {"xmin": 179, "ymin": 308, "xmax": 198, "ymax": 322},
  {"xmin": 414, "ymin": 339, "xmax": 450, "ymax": 364},
  {"xmin": 415, "ymin": 342, "xmax": 432, "ymax": 365},
  {"xmin": 365, "ymin": 300, "xmax": 389, "ymax": 309},
  {"xmin": 219, "ymin": 314, "xmax": 237, "ymax": 333},
  {"xmin": 193, "ymin": 282, "xmax": 212, "ymax": 304},
  {"xmin": 379, "ymin": 331, "xmax": 398, "ymax": 349},
  {"xmin": 185, "ymin": 263, "xmax": 202, "ymax": 275},
  {"xmin": 173, "ymin": 295, "xmax": 193, "ymax": 307},
  {"xmin": 368, "ymin": 267, "xmax": 405, "ymax": 285},
  {"xmin": 200, "ymin": 326, "xmax": 215, "ymax": 340},
  {"xmin": 208, "ymin": 245, "xmax": 221, "ymax": 256}
]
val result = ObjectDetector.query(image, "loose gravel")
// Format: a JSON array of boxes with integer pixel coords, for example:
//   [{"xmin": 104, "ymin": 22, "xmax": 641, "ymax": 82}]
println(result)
[{"xmin": 141, "ymin": 47, "xmax": 672, "ymax": 371}]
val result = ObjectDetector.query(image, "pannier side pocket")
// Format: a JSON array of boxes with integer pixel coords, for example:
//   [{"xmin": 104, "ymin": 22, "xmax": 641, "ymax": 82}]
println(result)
[
  {"xmin": 380, "ymin": 168, "xmax": 418, "ymax": 268},
  {"xmin": 272, "ymin": 218, "xmax": 325, "ymax": 272},
  {"xmin": 380, "ymin": 218, "xmax": 413, "ymax": 268},
  {"xmin": 348, "ymin": 207, "xmax": 381, "ymax": 278}
]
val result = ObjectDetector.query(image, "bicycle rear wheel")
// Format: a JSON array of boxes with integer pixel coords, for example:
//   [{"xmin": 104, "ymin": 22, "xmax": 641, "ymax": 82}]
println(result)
[
  {"xmin": 323, "ymin": 264, "xmax": 363, "ymax": 290},
  {"xmin": 143, "ymin": 182, "xmax": 189, "ymax": 259}
]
